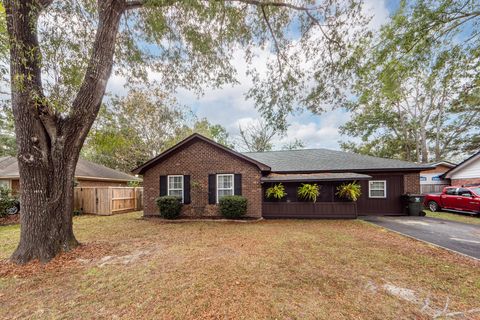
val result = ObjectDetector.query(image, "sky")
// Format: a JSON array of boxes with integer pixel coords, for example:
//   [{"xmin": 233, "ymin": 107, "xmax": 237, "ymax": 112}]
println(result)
[{"xmin": 107, "ymin": 0, "xmax": 395, "ymax": 151}]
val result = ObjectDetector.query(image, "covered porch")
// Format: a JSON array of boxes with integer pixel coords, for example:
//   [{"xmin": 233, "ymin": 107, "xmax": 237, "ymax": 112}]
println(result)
[{"xmin": 261, "ymin": 172, "xmax": 371, "ymax": 219}]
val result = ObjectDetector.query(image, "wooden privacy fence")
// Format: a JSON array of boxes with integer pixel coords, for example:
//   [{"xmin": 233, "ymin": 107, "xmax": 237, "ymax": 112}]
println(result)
[
  {"xmin": 420, "ymin": 184, "xmax": 448, "ymax": 194},
  {"xmin": 74, "ymin": 187, "xmax": 143, "ymax": 215}
]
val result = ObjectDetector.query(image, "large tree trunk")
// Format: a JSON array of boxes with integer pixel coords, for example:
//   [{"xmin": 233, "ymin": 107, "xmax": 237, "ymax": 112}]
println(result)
[
  {"xmin": 11, "ymin": 154, "xmax": 80, "ymax": 263},
  {"xmin": 6, "ymin": 0, "xmax": 125, "ymax": 263},
  {"xmin": 420, "ymin": 126, "xmax": 428, "ymax": 163}
]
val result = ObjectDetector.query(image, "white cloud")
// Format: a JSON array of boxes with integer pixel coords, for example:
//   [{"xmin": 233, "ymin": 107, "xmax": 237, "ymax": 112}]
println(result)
[
  {"xmin": 364, "ymin": 0, "xmax": 390, "ymax": 30},
  {"xmin": 272, "ymin": 109, "xmax": 353, "ymax": 150}
]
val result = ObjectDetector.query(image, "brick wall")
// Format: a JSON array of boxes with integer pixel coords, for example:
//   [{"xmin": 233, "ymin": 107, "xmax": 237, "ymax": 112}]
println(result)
[
  {"xmin": 420, "ymin": 164, "xmax": 451, "ymax": 174},
  {"xmin": 404, "ymin": 172, "xmax": 420, "ymax": 194},
  {"xmin": 142, "ymin": 139, "xmax": 263, "ymax": 218},
  {"xmin": 451, "ymin": 178, "xmax": 480, "ymax": 186}
]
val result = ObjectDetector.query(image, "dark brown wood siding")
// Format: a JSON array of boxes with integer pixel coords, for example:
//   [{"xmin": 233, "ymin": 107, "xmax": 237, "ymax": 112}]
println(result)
[
  {"xmin": 356, "ymin": 173, "xmax": 405, "ymax": 215},
  {"xmin": 262, "ymin": 202, "xmax": 357, "ymax": 219},
  {"xmin": 263, "ymin": 181, "xmax": 351, "ymax": 203}
]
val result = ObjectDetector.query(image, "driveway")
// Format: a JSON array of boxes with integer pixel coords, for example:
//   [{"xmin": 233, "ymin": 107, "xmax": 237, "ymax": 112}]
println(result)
[{"xmin": 362, "ymin": 216, "xmax": 480, "ymax": 260}]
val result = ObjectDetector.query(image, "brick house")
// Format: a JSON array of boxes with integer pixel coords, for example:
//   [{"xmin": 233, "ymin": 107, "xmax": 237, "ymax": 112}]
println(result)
[
  {"xmin": 0, "ymin": 157, "xmax": 140, "ymax": 193},
  {"xmin": 419, "ymin": 161, "xmax": 456, "ymax": 194},
  {"xmin": 133, "ymin": 134, "xmax": 429, "ymax": 219},
  {"xmin": 442, "ymin": 150, "xmax": 480, "ymax": 186}
]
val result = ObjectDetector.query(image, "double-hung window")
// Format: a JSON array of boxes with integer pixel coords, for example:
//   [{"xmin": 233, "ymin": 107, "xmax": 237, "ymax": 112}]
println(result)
[
  {"xmin": 369, "ymin": 180, "xmax": 386, "ymax": 198},
  {"xmin": 217, "ymin": 174, "xmax": 234, "ymax": 202},
  {"xmin": 168, "ymin": 175, "xmax": 184, "ymax": 202},
  {"xmin": 0, "ymin": 180, "xmax": 11, "ymax": 189}
]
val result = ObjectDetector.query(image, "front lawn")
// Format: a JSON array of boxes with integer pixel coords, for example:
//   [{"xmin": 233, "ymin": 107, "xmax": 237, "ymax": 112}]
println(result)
[
  {"xmin": 0, "ymin": 212, "xmax": 479, "ymax": 319},
  {"xmin": 425, "ymin": 210, "xmax": 480, "ymax": 225}
]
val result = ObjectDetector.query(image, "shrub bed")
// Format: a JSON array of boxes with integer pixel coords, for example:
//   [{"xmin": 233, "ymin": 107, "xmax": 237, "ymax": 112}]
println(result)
[
  {"xmin": 219, "ymin": 195, "xmax": 247, "ymax": 219},
  {"xmin": 0, "ymin": 187, "xmax": 19, "ymax": 217},
  {"xmin": 156, "ymin": 196, "xmax": 182, "ymax": 219}
]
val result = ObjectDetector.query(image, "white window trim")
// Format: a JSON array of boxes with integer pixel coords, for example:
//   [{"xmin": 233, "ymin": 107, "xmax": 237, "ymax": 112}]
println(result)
[
  {"xmin": 167, "ymin": 175, "xmax": 184, "ymax": 203},
  {"xmin": 368, "ymin": 180, "xmax": 387, "ymax": 198},
  {"xmin": 216, "ymin": 174, "xmax": 234, "ymax": 203},
  {"xmin": 0, "ymin": 179, "xmax": 12, "ymax": 189}
]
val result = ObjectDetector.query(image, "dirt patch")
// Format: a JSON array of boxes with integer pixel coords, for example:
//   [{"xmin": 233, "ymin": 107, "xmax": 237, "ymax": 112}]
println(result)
[
  {"xmin": 0, "ymin": 214, "xmax": 19, "ymax": 226},
  {"xmin": 0, "ymin": 242, "xmax": 114, "ymax": 278},
  {"xmin": 366, "ymin": 281, "xmax": 480, "ymax": 319},
  {"xmin": 78, "ymin": 248, "xmax": 156, "ymax": 267}
]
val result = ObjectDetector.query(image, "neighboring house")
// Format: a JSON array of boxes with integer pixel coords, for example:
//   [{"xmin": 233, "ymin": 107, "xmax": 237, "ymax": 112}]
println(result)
[
  {"xmin": 420, "ymin": 161, "xmax": 456, "ymax": 194},
  {"xmin": 0, "ymin": 156, "xmax": 140, "ymax": 193},
  {"xmin": 133, "ymin": 134, "xmax": 430, "ymax": 219},
  {"xmin": 442, "ymin": 150, "xmax": 480, "ymax": 186}
]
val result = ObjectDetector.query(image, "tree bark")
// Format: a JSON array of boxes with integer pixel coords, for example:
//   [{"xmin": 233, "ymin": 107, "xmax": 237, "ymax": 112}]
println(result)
[
  {"xmin": 6, "ymin": 0, "xmax": 125, "ymax": 264},
  {"xmin": 420, "ymin": 125, "xmax": 428, "ymax": 163}
]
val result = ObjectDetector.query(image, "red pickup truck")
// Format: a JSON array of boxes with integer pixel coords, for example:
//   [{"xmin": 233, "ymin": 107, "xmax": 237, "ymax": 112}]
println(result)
[{"xmin": 424, "ymin": 186, "xmax": 480, "ymax": 214}]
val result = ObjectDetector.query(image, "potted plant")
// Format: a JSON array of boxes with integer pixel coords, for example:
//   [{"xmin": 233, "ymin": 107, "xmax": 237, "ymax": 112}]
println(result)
[
  {"xmin": 336, "ymin": 182, "xmax": 362, "ymax": 201},
  {"xmin": 265, "ymin": 183, "xmax": 287, "ymax": 201},
  {"xmin": 297, "ymin": 183, "xmax": 320, "ymax": 203}
]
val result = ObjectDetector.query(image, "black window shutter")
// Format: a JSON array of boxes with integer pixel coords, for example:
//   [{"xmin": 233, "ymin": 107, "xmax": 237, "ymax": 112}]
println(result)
[
  {"xmin": 159, "ymin": 175, "xmax": 167, "ymax": 196},
  {"xmin": 183, "ymin": 175, "xmax": 191, "ymax": 204},
  {"xmin": 208, "ymin": 174, "xmax": 216, "ymax": 204},
  {"xmin": 234, "ymin": 174, "xmax": 242, "ymax": 195}
]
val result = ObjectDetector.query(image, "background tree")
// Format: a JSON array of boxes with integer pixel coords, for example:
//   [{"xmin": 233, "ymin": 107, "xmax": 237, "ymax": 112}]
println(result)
[
  {"xmin": 2, "ymin": 0, "xmax": 368, "ymax": 263},
  {"xmin": 166, "ymin": 118, "xmax": 233, "ymax": 149},
  {"xmin": 0, "ymin": 103, "xmax": 16, "ymax": 157},
  {"xmin": 82, "ymin": 90, "xmax": 232, "ymax": 172},
  {"xmin": 239, "ymin": 121, "xmax": 277, "ymax": 152},
  {"xmin": 340, "ymin": 1, "xmax": 480, "ymax": 162},
  {"xmin": 387, "ymin": 0, "xmax": 480, "ymax": 56},
  {"xmin": 0, "ymin": 3, "xmax": 7, "ymax": 85},
  {"xmin": 281, "ymin": 138, "xmax": 305, "ymax": 150},
  {"xmin": 82, "ymin": 88, "xmax": 187, "ymax": 172}
]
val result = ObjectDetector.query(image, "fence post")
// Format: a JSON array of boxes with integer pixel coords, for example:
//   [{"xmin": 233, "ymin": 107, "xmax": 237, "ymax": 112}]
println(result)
[{"xmin": 134, "ymin": 187, "xmax": 137, "ymax": 211}]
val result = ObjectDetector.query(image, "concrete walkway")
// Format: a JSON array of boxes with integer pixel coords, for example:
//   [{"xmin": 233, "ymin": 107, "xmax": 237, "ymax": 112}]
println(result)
[{"xmin": 362, "ymin": 216, "xmax": 480, "ymax": 260}]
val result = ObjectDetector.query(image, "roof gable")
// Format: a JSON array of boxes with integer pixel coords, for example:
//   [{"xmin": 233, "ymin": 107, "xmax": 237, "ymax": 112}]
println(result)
[
  {"xmin": 428, "ymin": 161, "xmax": 457, "ymax": 168},
  {"xmin": 444, "ymin": 150, "xmax": 480, "ymax": 178},
  {"xmin": 131, "ymin": 134, "xmax": 271, "ymax": 174}
]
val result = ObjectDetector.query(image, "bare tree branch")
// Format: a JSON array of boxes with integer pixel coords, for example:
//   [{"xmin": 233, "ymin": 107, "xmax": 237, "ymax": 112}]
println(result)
[
  {"xmin": 260, "ymin": 5, "xmax": 282, "ymax": 72},
  {"xmin": 225, "ymin": 0, "xmax": 317, "ymax": 12}
]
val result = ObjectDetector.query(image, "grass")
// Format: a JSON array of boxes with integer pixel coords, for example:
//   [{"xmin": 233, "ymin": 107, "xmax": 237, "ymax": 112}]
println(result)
[
  {"xmin": 0, "ymin": 212, "xmax": 479, "ymax": 319},
  {"xmin": 425, "ymin": 210, "xmax": 480, "ymax": 225}
]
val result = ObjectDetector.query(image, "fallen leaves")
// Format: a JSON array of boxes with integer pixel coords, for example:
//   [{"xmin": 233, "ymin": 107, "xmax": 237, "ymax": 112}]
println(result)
[{"xmin": 0, "ymin": 242, "xmax": 113, "ymax": 278}]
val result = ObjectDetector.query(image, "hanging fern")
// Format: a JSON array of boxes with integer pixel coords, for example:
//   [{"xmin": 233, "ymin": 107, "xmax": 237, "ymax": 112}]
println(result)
[
  {"xmin": 265, "ymin": 183, "xmax": 287, "ymax": 200},
  {"xmin": 336, "ymin": 182, "xmax": 362, "ymax": 201},
  {"xmin": 297, "ymin": 183, "xmax": 320, "ymax": 203}
]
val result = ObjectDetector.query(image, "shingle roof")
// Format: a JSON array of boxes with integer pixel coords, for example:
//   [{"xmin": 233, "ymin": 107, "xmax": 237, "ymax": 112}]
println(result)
[
  {"xmin": 261, "ymin": 172, "xmax": 372, "ymax": 182},
  {"xmin": 243, "ymin": 149, "xmax": 430, "ymax": 172},
  {"xmin": 0, "ymin": 156, "xmax": 139, "ymax": 181}
]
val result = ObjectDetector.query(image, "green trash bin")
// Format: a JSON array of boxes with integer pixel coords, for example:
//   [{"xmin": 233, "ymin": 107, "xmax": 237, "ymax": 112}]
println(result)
[{"xmin": 402, "ymin": 194, "xmax": 425, "ymax": 216}]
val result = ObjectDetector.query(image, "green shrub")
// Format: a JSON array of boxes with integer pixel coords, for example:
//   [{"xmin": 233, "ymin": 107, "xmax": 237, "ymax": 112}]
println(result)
[
  {"xmin": 297, "ymin": 183, "xmax": 320, "ymax": 203},
  {"xmin": 0, "ymin": 187, "xmax": 19, "ymax": 217},
  {"xmin": 336, "ymin": 182, "xmax": 362, "ymax": 201},
  {"xmin": 219, "ymin": 195, "xmax": 247, "ymax": 219},
  {"xmin": 127, "ymin": 180, "xmax": 141, "ymax": 187},
  {"xmin": 156, "ymin": 196, "xmax": 182, "ymax": 219},
  {"xmin": 265, "ymin": 183, "xmax": 287, "ymax": 200}
]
